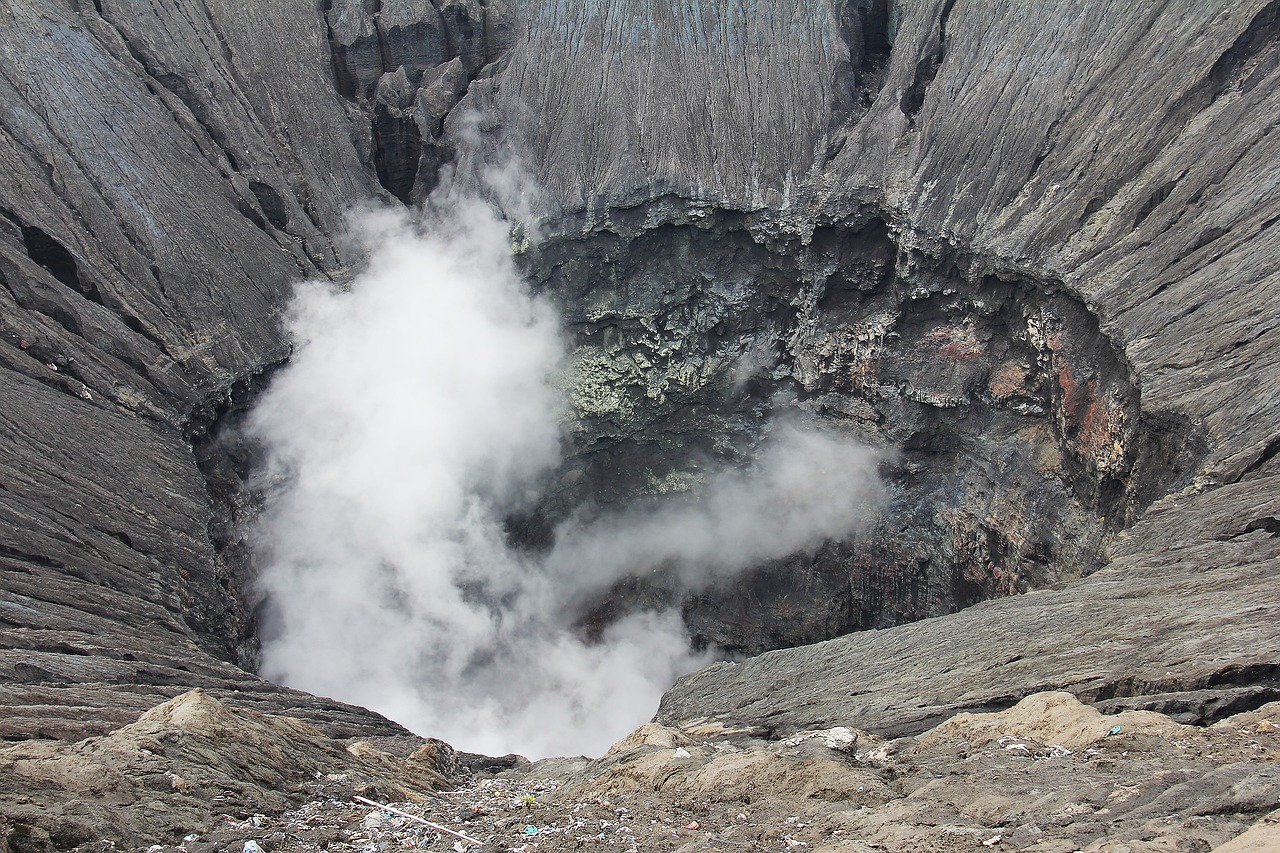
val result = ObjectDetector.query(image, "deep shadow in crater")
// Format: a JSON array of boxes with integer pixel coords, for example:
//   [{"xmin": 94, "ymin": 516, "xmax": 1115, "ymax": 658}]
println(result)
[{"xmin": 515, "ymin": 205, "xmax": 1208, "ymax": 655}]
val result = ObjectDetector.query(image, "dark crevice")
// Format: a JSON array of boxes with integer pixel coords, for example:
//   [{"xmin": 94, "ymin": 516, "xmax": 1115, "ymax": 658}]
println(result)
[
  {"xmin": 1133, "ymin": 180, "xmax": 1178, "ymax": 229},
  {"xmin": 21, "ymin": 226, "xmax": 99, "ymax": 305},
  {"xmin": 248, "ymin": 181, "xmax": 289, "ymax": 230},
  {"xmin": 1081, "ymin": 663, "xmax": 1280, "ymax": 712},
  {"xmin": 1233, "ymin": 433, "xmax": 1280, "ymax": 481},
  {"xmin": 152, "ymin": 73, "xmax": 240, "ymax": 171},
  {"xmin": 12, "ymin": 663, "xmax": 72, "ymax": 685},
  {"xmin": 0, "ymin": 543, "xmax": 67, "ymax": 571},
  {"xmin": 832, "ymin": 0, "xmax": 895, "ymax": 128},
  {"xmin": 1241, "ymin": 517, "xmax": 1280, "ymax": 537},
  {"xmin": 1189, "ymin": 225, "xmax": 1230, "ymax": 252},
  {"xmin": 373, "ymin": 20, "xmax": 394, "ymax": 77},
  {"xmin": 371, "ymin": 105, "xmax": 423, "ymax": 204},
  {"xmin": 185, "ymin": 363, "xmax": 288, "ymax": 672},
  {"xmin": 900, "ymin": 0, "xmax": 957, "ymax": 121},
  {"xmin": 321, "ymin": 0, "xmax": 360, "ymax": 102},
  {"xmin": 235, "ymin": 197, "xmax": 267, "ymax": 231},
  {"xmin": 1027, "ymin": 116, "xmax": 1064, "ymax": 181},
  {"xmin": 1203, "ymin": 0, "xmax": 1280, "ymax": 103},
  {"xmin": 1091, "ymin": 685, "xmax": 1280, "ymax": 726},
  {"xmin": 2, "ymin": 263, "xmax": 85, "ymax": 339}
]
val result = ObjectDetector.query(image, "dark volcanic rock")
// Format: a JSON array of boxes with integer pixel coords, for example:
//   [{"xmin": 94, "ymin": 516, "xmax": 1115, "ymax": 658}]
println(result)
[
  {"xmin": 0, "ymin": 1, "xmax": 1276, "ymax": 833},
  {"xmin": 472, "ymin": 0, "xmax": 1280, "ymax": 714},
  {"xmin": 520, "ymin": 208, "xmax": 1207, "ymax": 653},
  {"xmin": 657, "ymin": 474, "xmax": 1280, "ymax": 736},
  {"xmin": 0, "ymin": 0, "xmax": 404, "ymax": 740}
]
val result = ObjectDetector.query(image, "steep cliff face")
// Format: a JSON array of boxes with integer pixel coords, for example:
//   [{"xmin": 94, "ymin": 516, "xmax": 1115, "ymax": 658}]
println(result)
[
  {"xmin": 0, "ymin": 0, "xmax": 1276, "ymax": 767},
  {"xmin": 0, "ymin": 0, "xmax": 395, "ymax": 738}
]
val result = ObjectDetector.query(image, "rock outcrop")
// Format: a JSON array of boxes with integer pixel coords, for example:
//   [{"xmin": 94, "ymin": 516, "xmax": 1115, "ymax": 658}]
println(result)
[
  {"xmin": 0, "ymin": 689, "xmax": 449, "ymax": 849},
  {"xmin": 548, "ymin": 693, "xmax": 1280, "ymax": 852}
]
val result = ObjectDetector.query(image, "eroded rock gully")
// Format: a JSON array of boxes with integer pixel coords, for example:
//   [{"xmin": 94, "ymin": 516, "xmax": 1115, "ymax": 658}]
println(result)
[{"xmin": 322, "ymin": 0, "xmax": 514, "ymax": 203}]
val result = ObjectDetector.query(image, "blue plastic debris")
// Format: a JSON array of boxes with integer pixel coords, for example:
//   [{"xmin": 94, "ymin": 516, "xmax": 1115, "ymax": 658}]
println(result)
[
  {"xmin": 1106, "ymin": 724, "xmax": 1123, "ymax": 737},
  {"xmin": 523, "ymin": 825, "xmax": 540, "ymax": 836}
]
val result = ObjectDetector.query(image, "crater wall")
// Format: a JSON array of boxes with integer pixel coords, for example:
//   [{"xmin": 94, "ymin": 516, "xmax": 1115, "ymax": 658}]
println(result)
[{"xmin": 0, "ymin": 0, "xmax": 1276, "ymax": 753}]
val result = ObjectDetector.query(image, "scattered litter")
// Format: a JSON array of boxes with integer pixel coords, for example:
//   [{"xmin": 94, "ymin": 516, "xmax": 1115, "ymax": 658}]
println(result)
[
  {"xmin": 182, "ymin": 835, "xmax": 200, "ymax": 844},
  {"xmin": 353, "ymin": 795, "xmax": 485, "ymax": 847},
  {"xmin": 242, "ymin": 842, "xmax": 263, "ymax": 853},
  {"xmin": 673, "ymin": 747, "xmax": 692, "ymax": 758},
  {"xmin": 1106, "ymin": 725, "xmax": 1123, "ymax": 737},
  {"xmin": 685, "ymin": 821, "xmax": 699, "ymax": 830},
  {"xmin": 523, "ymin": 825, "xmax": 540, "ymax": 836},
  {"xmin": 982, "ymin": 834, "xmax": 1003, "ymax": 846}
]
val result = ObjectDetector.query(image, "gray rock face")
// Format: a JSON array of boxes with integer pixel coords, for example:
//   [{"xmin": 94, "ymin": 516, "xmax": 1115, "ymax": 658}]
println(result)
[
  {"xmin": 475, "ymin": 0, "xmax": 1280, "ymax": 708},
  {"xmin": 659, "ymin": 474, "xmax": 1280, "ymax": 735},
  {"xmin": 467, "ymin": 0, "xmax": 853, "ymax": 211},
  {"xmin": 0, "ymin": 0, "xmax": 401, "ymax": 740},
  {"xmin": 0, "ymin": 0, "xmax": 1276, "ymax": 819}
]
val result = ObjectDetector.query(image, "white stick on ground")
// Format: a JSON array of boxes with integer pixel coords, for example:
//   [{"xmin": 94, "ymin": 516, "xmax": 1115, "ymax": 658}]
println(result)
[{"xmin": 353, "ymin": 795, "xmax": 485, "ymax": 846}]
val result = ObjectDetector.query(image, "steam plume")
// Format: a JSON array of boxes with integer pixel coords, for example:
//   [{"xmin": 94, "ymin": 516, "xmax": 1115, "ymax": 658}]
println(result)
[{"xmin": 248, "ymin": 180, "xmax": 884, "ymax": 758}]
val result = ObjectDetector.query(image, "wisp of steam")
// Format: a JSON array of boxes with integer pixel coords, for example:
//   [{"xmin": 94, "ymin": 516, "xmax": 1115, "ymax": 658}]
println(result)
[{"xmin": 248, "ymin": 177, "xmax": 885, "ymax": 758}]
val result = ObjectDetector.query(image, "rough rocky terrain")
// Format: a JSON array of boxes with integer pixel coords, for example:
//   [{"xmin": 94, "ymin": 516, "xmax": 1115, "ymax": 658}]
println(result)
[
  {"xmin": 0, "ymin": 0, "xmax": 1278, "ymax": 849},
  {"xmin": 3, "ymin": 690, "xmax": 1276, "ymax": 851}
]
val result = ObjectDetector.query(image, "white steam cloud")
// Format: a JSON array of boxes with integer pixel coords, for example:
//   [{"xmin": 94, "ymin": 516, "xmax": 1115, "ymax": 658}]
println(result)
[{"xmin": 248, "ymin": 179, "xmax": 884, "ymax": 759}]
